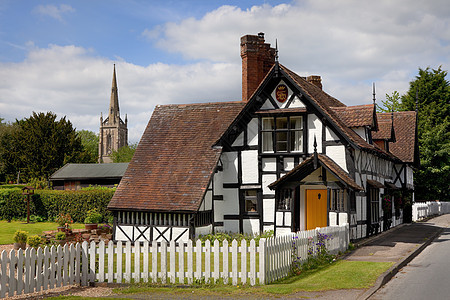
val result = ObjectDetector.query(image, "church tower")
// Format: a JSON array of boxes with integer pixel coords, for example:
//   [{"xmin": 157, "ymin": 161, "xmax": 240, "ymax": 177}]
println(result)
[{"xmin": 98, "ymin": 65, "xmax": 128, "ymax": 163}]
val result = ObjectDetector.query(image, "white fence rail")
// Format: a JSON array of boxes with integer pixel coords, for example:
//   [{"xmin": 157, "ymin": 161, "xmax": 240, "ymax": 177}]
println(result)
[
  {"xmin": 412, "ymin": 201, "xmax": 450, "ymax": 222},
  {"xmin": 0, "ymin": 224, "xmax": 349, "ymax": 298}
]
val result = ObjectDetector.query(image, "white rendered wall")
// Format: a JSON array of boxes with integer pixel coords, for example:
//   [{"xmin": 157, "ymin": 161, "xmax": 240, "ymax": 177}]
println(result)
[
  {"xmin": 222, "ymin": 188, "xmax": 239, "ymax": 215},
  {"xmin": 196, "ymin": 225, "xmax": 213, "ymax": 236},
  {"xmin": 289, "ymin": 96, "xmax": 306, "ymax": 108},
  {"xmin": 223, "ymin": 220, "xmax": 239, "ymax": 233},
  {"xmin": 243, "ymin": 219, "xmax": 260, "ymax": 235},
  {"xmin": 262, "ymin": 157, "xmax": 277, "ymax": 172},
  {"xmin": 308, "ymin": 114, "xmax": 323, "ymax": 153},
  {"xmin": 222, "ymin": 152, "xmax": 238, "ymax": 183},
  {"xmin": 213, "ymin": 170, "xmax": 223, "ymax": 196},
  {"xmin": 339, "ymin": 213, "xmax": 348, "ymax": 225},
  {"xmin": 353, "ymin": 127, "xmax": 367, "ymax": 141},
  {"xmin": 406, "ymin": 165, "xmax": 414, "ymax": 185},
  {"xmin": 276, "ymin": 227, "xmax": 292, "ymax": 236},
  {"xmin": 263, "ymin": 198, "xmax": 275, "ymax": 223},
  {"xmin": 261, "ymin": 99, "xmax": 275, "ymax": 110},
  {"xmin": 214, "ymin": 200, "xmax": 224, "ymax": 222},
  {"xmin": 232, "ymin": 132, "xmax": 244, "ymax": 147},
  {"xmin": 329, "ymin": 212, "xmax": 337, "ymax": 226},
  {"xmin": 247, "ymin": 118, "xmax": 258, "ymax": 146},
  {"xmin": 262, "ymin": 174, "xmax": 277, "ymax": 195},
  {"xmin": 284, "ymin": 157, "xmax": 295, "ymax": 171},
  {"xmin": 242, "ymin": 150, "xmax": 259, "ymax": 184},
  {"xmin": 326, "ymin": 145, "xmax": 347, "ymax": 172},
  {"xmin": 325, "ymin": 126, "xmax": 339, "ymax": 141},
  {"xmin": 115, "ymin": 225, "xmax": 134, "ymax": 241}
]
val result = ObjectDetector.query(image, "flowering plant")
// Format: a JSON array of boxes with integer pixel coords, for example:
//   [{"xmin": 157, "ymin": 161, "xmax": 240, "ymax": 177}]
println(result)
[
  {"xmin": 56, "ymin": 213, "xmax": 73, "ymax": 228},
  {"xmin": 382, "ymin": 195, "xmax": 392, "ymax": 212}
]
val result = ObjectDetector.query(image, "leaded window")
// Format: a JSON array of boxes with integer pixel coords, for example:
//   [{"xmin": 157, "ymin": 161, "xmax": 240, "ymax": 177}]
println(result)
[{"xmin": 261, "ymin": 116, "xmax": 303, "ymax": 153}]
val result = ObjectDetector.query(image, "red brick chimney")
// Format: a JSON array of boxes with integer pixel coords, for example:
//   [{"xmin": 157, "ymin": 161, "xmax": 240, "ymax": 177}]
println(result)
[{"xmin": 240, "ymin": 32, "xmax": 276, "ymax": 102}]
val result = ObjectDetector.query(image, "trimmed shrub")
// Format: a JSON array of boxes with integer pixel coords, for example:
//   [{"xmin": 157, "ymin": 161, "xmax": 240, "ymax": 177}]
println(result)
[
  {"xmin": 13, "ymin": 230, "xmax": 28, "ymax": 243},
  {"xmin": 27, "ymin": 235, "xmax": 43, "ymax": 249},
  {"xmin": 55, "ymin": 232, "xmax": 66, "ymax": 240},
  {"xmin": 0, "ymin": 188, "xmax": 115, "ymax": 222}
]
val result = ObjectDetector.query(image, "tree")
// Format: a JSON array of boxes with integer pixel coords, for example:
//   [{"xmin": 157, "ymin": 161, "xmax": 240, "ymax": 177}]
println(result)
[
  {"xmin": 77, "ymin": 130, "xmax": 99, "ymax": 163},
  {"xmin": 0, "ymin": 119, "xmax": 19, "ymax": 182},
  {"xmin": 111, "ymin": 143, "xmax": 137, "ymax": 163},
  {"xmin": 401, "ymin": 67, "xmax": 450, "ymax": 201},
  {"xmin": 377, "ymin": 91, "xmax": 403, "ymax": 113},
  {"xmin": 0, "ymin": 112, "xmax": 85, "ymax": 181}
]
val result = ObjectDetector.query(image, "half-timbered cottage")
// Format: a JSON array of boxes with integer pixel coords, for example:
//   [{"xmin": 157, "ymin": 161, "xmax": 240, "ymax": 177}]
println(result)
[{"xmin": 108, "ymin": 33, "xmax": 418, "ymax": 242}]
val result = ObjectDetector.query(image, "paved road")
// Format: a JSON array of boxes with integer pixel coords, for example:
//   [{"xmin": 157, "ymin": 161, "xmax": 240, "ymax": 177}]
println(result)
[{"xmin": 370, "ymin": 227, "xmax": 450, "ymax": 300}]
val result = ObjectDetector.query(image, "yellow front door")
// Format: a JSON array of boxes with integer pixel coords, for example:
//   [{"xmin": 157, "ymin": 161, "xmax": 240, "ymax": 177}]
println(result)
[{"xmin": 306, "ymin": 189, "xmax": 327, "ymax": 230}]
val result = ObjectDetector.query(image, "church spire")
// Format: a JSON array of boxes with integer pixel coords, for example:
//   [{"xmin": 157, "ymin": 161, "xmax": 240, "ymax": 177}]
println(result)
[{"xmin": 109, "ymin": 64, "xmax": 120, "ymax": 124}]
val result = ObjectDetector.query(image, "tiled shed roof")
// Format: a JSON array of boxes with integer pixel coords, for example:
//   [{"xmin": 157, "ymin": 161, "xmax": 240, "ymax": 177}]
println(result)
[
  {"xmin": 49, "ymin": 163, "xmax": 128, "ymax": 180},
  {"xmin": 108, "ymin": 101, "xmax": 245, "ymax": 212}
]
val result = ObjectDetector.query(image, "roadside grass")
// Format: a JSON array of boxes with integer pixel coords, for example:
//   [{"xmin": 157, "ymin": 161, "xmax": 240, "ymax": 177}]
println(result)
[
  {"xmin": 0, "ymin": 220, "xmax": 85, "ymax": 244},
  {"xmin": 262, "ymin": 260, "xmax": 393, "ymax": 293},
  {"xmin": 109, "ymin": 260, "xmax": 393, "ymax": 297}
]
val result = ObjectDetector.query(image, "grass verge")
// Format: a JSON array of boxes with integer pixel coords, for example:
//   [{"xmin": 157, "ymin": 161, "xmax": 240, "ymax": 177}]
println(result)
[
  {"xmin": 0, "ymin": 220, "xmax": 85, "ymax": 244},
  {"xmin": 109, "ymin": 260, "xmax": 393, "ymax": 297}
]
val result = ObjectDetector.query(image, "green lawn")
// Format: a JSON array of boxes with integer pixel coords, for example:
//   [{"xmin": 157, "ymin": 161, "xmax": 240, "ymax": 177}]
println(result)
[
  {"xmin": 0, "ymin": 220, "xmax": 85, "ymax": 244},
  {"xmin": 262, "ymin": 260, "xmax": 393, "ymax": 293},
  {"xmin": 109, "ymin": 260, "xmax": 393, "ymax": 297}
]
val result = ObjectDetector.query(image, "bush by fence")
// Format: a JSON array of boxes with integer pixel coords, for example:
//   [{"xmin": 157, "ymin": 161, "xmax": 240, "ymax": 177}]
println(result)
[
  {"xmin": 0, "ymin": 224, "xmax": 350, "ymax": 298},
  {"xmin": 0, "ymin": 188, "xmax": 114, "ymax": 222}
]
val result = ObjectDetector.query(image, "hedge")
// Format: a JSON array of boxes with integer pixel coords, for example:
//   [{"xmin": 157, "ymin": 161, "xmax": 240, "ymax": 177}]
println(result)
[{"xmin": 0, "ymin": 188, "xmax": 115, "ymax": 223}]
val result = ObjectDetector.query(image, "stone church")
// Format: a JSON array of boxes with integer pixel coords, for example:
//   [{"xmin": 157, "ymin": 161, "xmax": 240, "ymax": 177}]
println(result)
[{"xmin": 98, "ymin": 65, "xmax": 128, "ymax": 163}]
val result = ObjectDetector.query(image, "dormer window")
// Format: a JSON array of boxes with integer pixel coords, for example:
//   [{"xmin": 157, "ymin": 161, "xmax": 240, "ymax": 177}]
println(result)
[{"xmin": 262, "ymin": 116, "xmax": 303, "ymax": 153}]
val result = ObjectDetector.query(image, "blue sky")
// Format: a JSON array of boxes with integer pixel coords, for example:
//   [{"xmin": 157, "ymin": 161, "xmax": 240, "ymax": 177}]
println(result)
[{"xmin": 0, "ymin": 0, "xmax": 449, "ymax": 142}]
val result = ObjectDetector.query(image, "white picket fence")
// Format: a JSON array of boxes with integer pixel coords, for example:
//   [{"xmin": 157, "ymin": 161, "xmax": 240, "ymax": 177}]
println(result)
[
  {"xmin": 265, "ymin": 224, "xmax": 349, "ymax": 282},
  {"xmin": 412, "ymin": 201, "xmax": 450, "ymax": 221},
  {"xmin": 0, "ymin": 224, "xmax": 349, "ymax": 299}
]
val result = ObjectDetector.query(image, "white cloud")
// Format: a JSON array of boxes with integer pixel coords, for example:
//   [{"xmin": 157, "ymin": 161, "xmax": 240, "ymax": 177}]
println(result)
[
  {"xmin": 144, "ymin": 0, "xmax": 449, "ymax": 105},
  {"xmin": 0, "ymin": 45, "xmax": 240, "ymax": 143},
  {"xmin": 33, "ymin": 4, "xmax": 75, "ymax": 22}
]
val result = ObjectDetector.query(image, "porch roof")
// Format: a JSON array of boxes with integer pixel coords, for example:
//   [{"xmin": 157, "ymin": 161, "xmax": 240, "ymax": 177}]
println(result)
[{"xmin": 268, "ymin": 153, "xmax": 364, "ymax": 191}]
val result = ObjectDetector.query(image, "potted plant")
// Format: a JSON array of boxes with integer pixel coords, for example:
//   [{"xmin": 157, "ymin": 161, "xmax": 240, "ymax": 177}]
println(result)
[
  {"xmin": 84, "ymin": 209, "xmax": 102, "ymax": 231},
  {"xmin": 13, "ymin": 230, "xmax": 28, "ymax": 250},
  {"xmin": 55, "ymin": 213, "xmax": 73, "ymax": 232}
]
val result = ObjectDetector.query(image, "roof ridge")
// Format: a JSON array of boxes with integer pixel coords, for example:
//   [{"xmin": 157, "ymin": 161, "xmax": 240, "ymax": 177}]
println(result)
[{"xmin": 156, "ymin": 101, "xmax": 245, "ymax": 108}]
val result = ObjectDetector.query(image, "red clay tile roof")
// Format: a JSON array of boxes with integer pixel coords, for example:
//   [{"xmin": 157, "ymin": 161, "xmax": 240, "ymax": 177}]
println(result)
[
  {"xmin": 372, "ymin": 114, "xmax": 394, "ymax": 140},
  {"xmin": 378, "ymin": 112, "xmax": 417, "ymax": 163},
  {"xmin": 331, "ymin": 104, "xmax": 376, "ymax": 128},
  {"xmin": 269, "ymin": 153, "xmax": 364, "ymax": 191},
  {"xmin": 108, "ymin": 101, "xmax": 245, "ymax": 212}
]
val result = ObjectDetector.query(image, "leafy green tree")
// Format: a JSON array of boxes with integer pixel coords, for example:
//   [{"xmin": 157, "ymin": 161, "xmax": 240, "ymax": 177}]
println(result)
[
  {"xmin": 77, "ymin": 130, "xmax": 99, "ymax": 163},
  {"xmin": 377, "ymin": 91, "xmax": 403, "ymax": 113},
  {"xmin": 401, "ymin": 67, "xmax": 450, "ymax": 201},
  {"xmin": 0, "ymin": 119, "xmax": 19, "ymax": 182},
  {"xmin": 111, "ymin": 143, "xmax": 137, "ymax": 163},
  {"xmin": 0, "ymin": 112, "xmax": 85, "ymax": 181}
]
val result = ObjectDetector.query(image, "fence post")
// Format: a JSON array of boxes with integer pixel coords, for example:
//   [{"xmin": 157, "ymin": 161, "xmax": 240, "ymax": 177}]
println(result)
[
  {"xmin": 0, "ymin": 250, "xmax": 8, "ymax": 298},
  {"xmin": 259, "ymin": 238, "xmax": 266, "ymax": 285}
]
